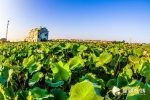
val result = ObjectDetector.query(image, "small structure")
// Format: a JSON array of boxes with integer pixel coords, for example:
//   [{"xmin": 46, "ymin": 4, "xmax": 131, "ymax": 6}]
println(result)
[
  {"xmin": 0, "ymin": 38, "xmax": 6, "ymax": 44},
  {"xmin": 0, "ymin": 38, "xmax": 10, "ymax": 44},
  {"xmin": 24, "ymin": 26, "xmax": 49, "ymax": 42}
]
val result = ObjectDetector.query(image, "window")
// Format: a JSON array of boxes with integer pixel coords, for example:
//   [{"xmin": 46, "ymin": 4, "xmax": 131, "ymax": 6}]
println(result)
[{"xmin": 45, "ymin": 33, "xmax": 48, "ymax": 36}]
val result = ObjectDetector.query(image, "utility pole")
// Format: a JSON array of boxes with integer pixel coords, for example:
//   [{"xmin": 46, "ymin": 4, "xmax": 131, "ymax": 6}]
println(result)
[
  {"xmin": 130, "ymin": 38, "xmax": 131, "ymax": 44},
  {"xmin": 6, "ymin": 20, "xmax": 9, "ymax": 41}
]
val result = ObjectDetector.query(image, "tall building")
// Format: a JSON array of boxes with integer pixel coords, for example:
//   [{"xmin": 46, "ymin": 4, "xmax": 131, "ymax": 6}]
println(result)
[{"xmin": 24, "ymin": 27, "xmax": 49, "ymax": 42}]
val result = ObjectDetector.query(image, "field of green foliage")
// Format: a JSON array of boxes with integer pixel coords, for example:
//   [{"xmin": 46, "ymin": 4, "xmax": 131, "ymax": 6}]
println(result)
[{"xmin": 0, "ymin": 42, "xmax": 150, "ymax": 100}]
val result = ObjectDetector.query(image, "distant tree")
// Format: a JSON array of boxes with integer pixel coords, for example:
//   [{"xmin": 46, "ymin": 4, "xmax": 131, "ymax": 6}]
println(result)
[
  {"xmin": 24, "ymin": 39, "xmax": 27, "ymax": 42},
  {"xmin": 41, "ymin": 38, "xmax": 47, "ymax": 42},
  {"xmin": 112, "ymin": 41, "xmax": 117, "ymax": 43},
  {"xmin": 122, "ymin": 40, "xmax": 125, "ymax": 43}
]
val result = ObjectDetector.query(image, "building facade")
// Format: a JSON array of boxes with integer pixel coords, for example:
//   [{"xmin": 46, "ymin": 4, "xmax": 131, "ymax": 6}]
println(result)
[{"xmin": 24, "ymin": 27, "xmax": 49, "ymax": 42}]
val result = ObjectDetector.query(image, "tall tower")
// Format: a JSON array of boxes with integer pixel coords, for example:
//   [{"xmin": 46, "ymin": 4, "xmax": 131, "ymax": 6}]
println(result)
[{"xmin": 6, "ymin": 20, "xmax": 9, "ymax": 41}]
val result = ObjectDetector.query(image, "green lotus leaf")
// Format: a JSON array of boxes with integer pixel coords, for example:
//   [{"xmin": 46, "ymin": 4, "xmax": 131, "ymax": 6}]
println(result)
[
  {"xmin": 28, "ymin": 72, "xmax": 43, "ymax": 86},
  {"xmin": 65, "ymin": 43, "xmax": 71, "ymax": 49},
  {"xmin": 124, "ymin": 68, "xmax": 133, "ymax": 79},
  {"xmin": 54, "ymin": 52, "xmax": 64, "ymax": 60},
  {"xmin": 28, "ymin": 49, "xmax": 33, "ymax": 57},
  {"xmin": 79, "ymin": 73, "xmax": 97, "ymax": 82},
  {"xmin": 2, "ymin": 59, "xmax": 12, "ymax": 67},
  {"xmin": 69, "ymin": 80, "xmax": 104, "ymax": 100},
  {"xmin": 110, "ymin": 56, "xmax": 119, "ymax": 67},
  {"xmin": 120, "ymin": 56, "xmax": 127, "ymax": 62},
  {"xmin": 77, "ymin": 45, "xmax": 87, "ymax": 52},
  {"xmin": 79, "ymin": 73, "xmax": 105, "ymax": 89},
  {"xmin": 4, "ymin": 86, "xmax": 15, "ymax": 99},
  {"xmin": 68, "ymin": 56, "xmax": 84, "ymax": 70},
  {"xmin": 29, "ymin": 87, "xmax": 53, "ymax": 99},
  {"xmin": 15, "ymin": 90, "xmax": 28, "ymax": 100},
  {"xmin": 45, "ymin": 48, "xmax": 50, "ymax": 54},
  {"xmin": 23, "ymin": 72, "xmax": 28, "ymax": 81},
  {"xmin": 0, "ymin": 84, "xmax": 5, "ymax": 100},
  {"xmin": 107, "ymin": 79, "xmax": 117, "ymax": 89},
  {"xmin": 9, "ymin": 79, "xmax": 18, "ymax": 91},
  {"xmin": 53, "ymin": 47, "xmax": 62, "ymax": 54},
  {"xmin": 48, "ymin": 88, "xmax": 68, "ymax": 100},
  {"xmin": 127, "ymin": 80, "xmax": 141, "ymax": 87},
  {"xmin": 125, "ymin": 94, "xmax": 140, "ymax": 100},
  {"xmin": 140, "ymin": 57, "xmax": 147, "ymax": 63},
  {"xmin": 105, "ymin": 67, "xmax": 114, "ymax": 75},
  {"xmin": 96, "ymin": 52, "xmax": 112, "ymax": 67},
  {"xmin": 133, "ymin": 63, "xmax": 142, "ymax": 73},
  {"xmin": 44, "ymin": 59, "xmax": 53, "ymax": 64},
  {"xmin": 147, "ymin": 57, "xmax": 150, "ymax": 62},
  {"xmin": 143, "ymin": 84, "xmax": 150, "ymax": 99},
  {"xmin": 40, "ymin": 53, "xmax": 45, "ymax": 59},
  {"xmin": 140, "ymin": 62, "xmax": 150, "ymax": 77},
  {"xmin": 109, "ymin": 47, "xmax": 119, "ymax": 55},
  {"xmin": 0, "ymin": 55, "xmax": 5, "ymax": 64},
  {"xmin": 146, "ymin": 74, "xmax": 150, "ymax": 85},
  {"xmin": 104, "ymin": 96, "xmax": 112, "ymax": 100},
  {"xmin": 45, "ymin": 80, "xmax": 64, "ymax": 87},
  {"xmin": 0, "ymin": 65, "xmax": 2, "ymax": 71},
  {"xmin": 128, "ymin": 55, "xmax": 140, "ymax": 64},
  {"xmin": 9, "ymin": 54, "xmax": 15, "ymax": 62},
  {"xmin": 0, "ymin": 67, "xmax": 13, "ymax": 85},
  {"xmin": 50, "ymin": 61, "xmax": 71, "ymax": 81},
  {"xmin": 117, "ymin": 76, "xmax": 128, "ymax": 88},
  {"xmin": 92, "ymin": 48, "xmax": 100, "ymax": 57},
  {"xmin": 0, "ymin": 92, "xmax": 5, "ymax": 100},
  {"xmin": 60, "ymin": 42, "xmax": 71, "ymax": 49},
  {"xmin": 72, "ymin": 44, "xmax": 79, "ymax": 55},
  {"xmin": 28, "ymin": 63, "xmax": 42, "ymax": 74},
  {"xmin": 23, "ymin": 55, "xmax": 35, "ymax": 69},
  {"xmin": 0, "ymin": 76, "xmax": 7, "ymax": 86},
  {"xmin": 133, "ymin": 48, "xmax": 142, "ymax": 56},
  {"xmin": 88, "ymin": 54, "xmax": 97, "ymax": 64},
  {"xmin": 60, "ymin": 42, "xmax": 66, "ymax": 48}
]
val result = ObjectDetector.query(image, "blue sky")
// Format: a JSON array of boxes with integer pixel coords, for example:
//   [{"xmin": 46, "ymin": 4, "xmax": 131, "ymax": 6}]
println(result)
[{"xmin": 0, "ymin": 0, "xmax": 150, "ymax": 43}]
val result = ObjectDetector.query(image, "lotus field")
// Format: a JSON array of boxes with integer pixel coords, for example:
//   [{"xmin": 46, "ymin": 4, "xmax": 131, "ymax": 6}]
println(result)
[{"xmin": 1, "ymin": 42, "xmax": 150, "ymax": 100}]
